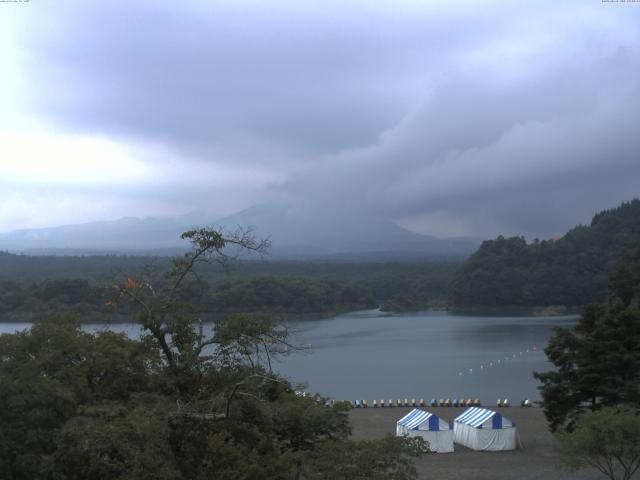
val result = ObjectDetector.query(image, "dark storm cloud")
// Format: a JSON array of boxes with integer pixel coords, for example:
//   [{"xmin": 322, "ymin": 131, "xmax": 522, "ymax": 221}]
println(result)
[
  {"xmin": 17, "ymin": 1, "xmax": 451, "ymax": 157},
  {"xmin": 282, "ymin": 29, "xmax": 640, "ymax": 237},
  {"xmin": 5, "ymin": 0, "xmax": 640, "ymax": 237}
]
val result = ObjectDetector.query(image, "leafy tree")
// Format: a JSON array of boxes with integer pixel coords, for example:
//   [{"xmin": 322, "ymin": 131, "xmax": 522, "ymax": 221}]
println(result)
[
  {"xmin": 610, "ymin": 250, "xmax": 640, "ymax": 306},
  {"xmin": 302, "ymin": 435, "xmax": 427, "ymax": 480},
  {"xmin": 556, "ymin": 405, "xmax": 640, "ymax": 480},
  {"xmin": 0, "ymin": 315, "xmax": 155, "ymax": 479},
  {"xmin": 49, "ymin": 398, "xmax": 180, "ymax": 480},
  {"xmin": 535, "ymin": 252, "xmax": 640, "ymax": 431},
  {"xmin": 0, "ymin": 227, "xmax": 424, "ymax": 480}
]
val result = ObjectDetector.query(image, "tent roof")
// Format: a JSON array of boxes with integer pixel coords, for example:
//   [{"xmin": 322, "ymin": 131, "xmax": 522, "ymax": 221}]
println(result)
[
  {"xmin": 455, "ymin": 407, "xmax": 511, "ymax": 428},
  {"xmin": 397, "ymin": 409, "xmax": 439, "ymax": 430}
]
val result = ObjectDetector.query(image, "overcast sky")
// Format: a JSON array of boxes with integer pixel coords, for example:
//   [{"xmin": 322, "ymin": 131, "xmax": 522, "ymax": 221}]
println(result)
[{"xmin": 1, "ymin": 0, "xmax": 639, "ymax": 238}]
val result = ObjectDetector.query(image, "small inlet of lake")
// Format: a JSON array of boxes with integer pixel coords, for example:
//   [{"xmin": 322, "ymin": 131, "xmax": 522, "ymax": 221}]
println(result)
[{"xmin": 0, "ymin": 309, "xmax": 576, "ymax": 403}]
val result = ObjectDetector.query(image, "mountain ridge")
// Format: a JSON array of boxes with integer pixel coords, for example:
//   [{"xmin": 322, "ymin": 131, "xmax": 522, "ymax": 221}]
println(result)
[{"xmin": 0, "ymin": 204, "xmax": 480, "ymax": 261}]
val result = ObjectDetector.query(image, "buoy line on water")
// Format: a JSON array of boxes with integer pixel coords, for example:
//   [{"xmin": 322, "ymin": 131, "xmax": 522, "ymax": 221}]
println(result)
[
  {"xmin": 293, "ymin": 345, "xmax": 542, "ymax": 409},
  {"xmin": 313, "ymin": 398, "xmax": 534, "ymax": 408},
  {"xmin": 456, "ymin": 345, "xmax": 541, "ymax": 378}
]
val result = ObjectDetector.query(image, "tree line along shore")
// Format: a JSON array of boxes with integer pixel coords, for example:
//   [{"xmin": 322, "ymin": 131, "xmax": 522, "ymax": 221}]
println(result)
[{"xmin": 2, "ymin": 199, "xmax": 639, "ymax": 323}]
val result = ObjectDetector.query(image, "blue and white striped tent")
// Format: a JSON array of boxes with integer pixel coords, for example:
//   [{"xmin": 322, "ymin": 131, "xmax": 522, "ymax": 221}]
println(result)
[
  {"xmin": 396, "ymin": 409, "xmax": 454, "ymax": 453},
  {"xmin": 453, "ymin": 407, "xmax": 518, "ymax": 451}
]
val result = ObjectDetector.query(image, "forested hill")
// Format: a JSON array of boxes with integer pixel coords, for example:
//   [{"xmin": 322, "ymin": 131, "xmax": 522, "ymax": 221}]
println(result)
[
  {"xmin": 0, "ymin": 252, "xmax": 455, "ymax": 320},
  {"xmin": 0, "ymin": 251, "xmax": 156, "ymax": 281},
  {"xmin": 450, "ymin": 199, "xmax": 640, "ymax": 307}
]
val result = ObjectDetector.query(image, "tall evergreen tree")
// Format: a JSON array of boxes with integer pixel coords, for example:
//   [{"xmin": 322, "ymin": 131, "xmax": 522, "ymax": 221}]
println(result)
[{"xmin": 535, "ymin": 251, "xmax": 640, "ymax": 431}]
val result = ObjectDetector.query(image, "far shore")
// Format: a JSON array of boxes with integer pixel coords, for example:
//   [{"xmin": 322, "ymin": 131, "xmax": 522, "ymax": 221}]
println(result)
[
  {"xmin": 0, "ymin": 308, "xmax": 366, "ymax": 324},
  {"xmin": 0, "ymin": 305, "xmax": 583, "ymax": 324},
  {"xmin": 446, "ymin": 305, "xmax": 583, "ymax": 317}
]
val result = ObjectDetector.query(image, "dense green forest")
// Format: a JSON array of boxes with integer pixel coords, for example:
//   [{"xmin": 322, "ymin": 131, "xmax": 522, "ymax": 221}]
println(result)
[
  {"xmin": 534, "ymin": 248, "xmax": 640, "ymax": 430},
  {"xmin": 3, "ymin": 198, "xmax": 639, "ymax": 320},
  {"xmin": 0, "ymin": 253, "xmax": 455, "ymax": 320},
  {"xmin": 450, "ymin": 199, "xmax": 640, "ymax": 308},
  {"xmin": 0, "ymin": 229, "xmax": 425, "ymax": 479},
  {"xmin": 533, "ymin": 249, "xmax": 640, "ymax": 479}
]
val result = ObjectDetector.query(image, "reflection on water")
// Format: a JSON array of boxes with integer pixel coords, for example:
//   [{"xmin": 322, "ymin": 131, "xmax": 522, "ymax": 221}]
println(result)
[{"xmin": 0, "ymin": 309, "xmax": 577, "ymax": 402}]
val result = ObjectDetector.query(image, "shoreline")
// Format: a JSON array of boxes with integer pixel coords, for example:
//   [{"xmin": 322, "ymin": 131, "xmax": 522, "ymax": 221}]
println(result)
[
  {"xmin": 0, "ymin": 309, "xmax": 359, "ymax": 324},
  {"xmin": 448, "ymin": 305, "xmax": 583, "ymax": 317},
  {"xmin": 0, "ymin": 304, "xmax": 583, "ymax": 324}
]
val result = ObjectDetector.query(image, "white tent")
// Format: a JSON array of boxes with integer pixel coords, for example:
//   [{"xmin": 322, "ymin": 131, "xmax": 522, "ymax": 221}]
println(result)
[
  {"xmin": 396, "ymin": 408, "xmax": 454, "ymax": 453},
  {"xmin": 453, "ymin": 407, "xmax": 518, "ymax": 451}
]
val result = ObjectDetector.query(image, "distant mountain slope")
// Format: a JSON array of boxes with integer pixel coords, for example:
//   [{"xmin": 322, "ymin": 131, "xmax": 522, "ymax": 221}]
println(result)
[
  {"xmin": 450, "ymin": 199, "xmax": 640, "ymax": 307},
  {"xmin": 214, "ymin": 203, "xmax": 479, "ymax": 261},
  {"xmin": 0, "ymin": 204, "xmax": 480, "ymax": 261},
  {"xmin": 0, "ymin": 217, "xmax": 189, "ymax": 253}
]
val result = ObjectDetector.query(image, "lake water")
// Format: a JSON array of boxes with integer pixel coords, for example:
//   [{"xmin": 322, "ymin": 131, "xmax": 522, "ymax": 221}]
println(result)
[{"xmin": 0, "ymin": 309, "xmax": 577, "ymax": 403}]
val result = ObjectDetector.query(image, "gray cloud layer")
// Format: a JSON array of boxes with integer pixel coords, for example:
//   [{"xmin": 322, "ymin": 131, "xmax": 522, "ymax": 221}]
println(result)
[{"xmin": 3, "ymin": 0, "xmax": 640, "ymax": 237}]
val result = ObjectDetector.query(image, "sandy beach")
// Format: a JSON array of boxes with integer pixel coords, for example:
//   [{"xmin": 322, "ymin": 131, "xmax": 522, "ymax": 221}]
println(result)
[{"xmin": 349, "ymin": 406, "xmax": 602, "ymax": 480}]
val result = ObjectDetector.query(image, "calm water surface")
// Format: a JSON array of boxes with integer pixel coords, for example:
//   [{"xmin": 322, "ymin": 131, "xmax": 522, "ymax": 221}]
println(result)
[
  {"xmin": 0, "ymin": 309, "xmax": 576, "ymax": 402},
  {"xmin": 279, "ymin": 309, "xmax": 577, "ymax": 402}
]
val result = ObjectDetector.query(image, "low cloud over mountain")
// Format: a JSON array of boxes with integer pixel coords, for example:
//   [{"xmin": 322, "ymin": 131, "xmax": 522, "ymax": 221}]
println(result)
[{"xmin": 2, "ymin": 1, "xmax": 639, "ymax": 238}]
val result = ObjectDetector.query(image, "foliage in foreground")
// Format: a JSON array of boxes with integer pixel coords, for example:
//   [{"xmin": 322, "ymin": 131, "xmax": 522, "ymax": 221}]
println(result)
[
  {"xmin": 0, "ymin": 228, "xmax": 424, "ymax": 480},
  {"xmin": 534, "ymin": 249, "xmax": 640, "ymax": 432},
  {"xmin": 0, "ymin": 317, "xmax": 423, "ymax": 480},
  {"xmin": 556, "ymin": 405, "xmax": 640, "ymax": 480}
]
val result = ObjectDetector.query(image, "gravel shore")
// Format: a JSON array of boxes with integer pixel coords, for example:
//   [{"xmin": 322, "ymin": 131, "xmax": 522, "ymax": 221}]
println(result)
[{"xmin": 348, "ymin": 406, "xmax": 602, "ymax": 480}]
